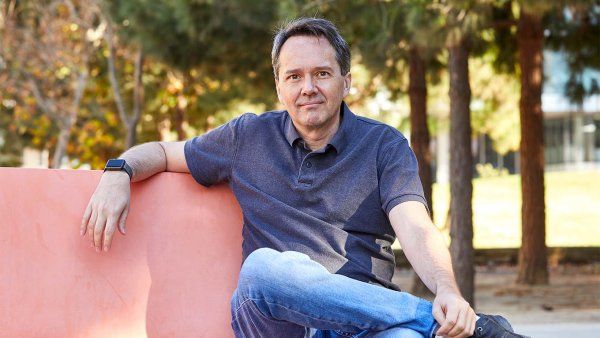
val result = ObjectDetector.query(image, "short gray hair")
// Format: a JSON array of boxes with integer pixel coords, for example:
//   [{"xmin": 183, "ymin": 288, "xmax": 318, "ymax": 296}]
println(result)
[{"xmin": 271, "ymin": 18, "xmax": 351, "ymax": 78}]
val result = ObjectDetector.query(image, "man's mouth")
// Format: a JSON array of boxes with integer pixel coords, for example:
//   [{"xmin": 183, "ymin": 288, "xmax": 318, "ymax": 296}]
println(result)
[{"xmin": 298, "ymin": 101, "xmax": 324, "ymax": 108}]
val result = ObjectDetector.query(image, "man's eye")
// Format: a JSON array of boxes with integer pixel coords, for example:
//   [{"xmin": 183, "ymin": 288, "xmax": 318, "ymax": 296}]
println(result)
[
  {"xmin": 317, "ymin": 71, "xmax": 329, "ymax": 77},
  {"xmin": 288, "ymin": 74, "xmax": 300, "ymax": 80}
]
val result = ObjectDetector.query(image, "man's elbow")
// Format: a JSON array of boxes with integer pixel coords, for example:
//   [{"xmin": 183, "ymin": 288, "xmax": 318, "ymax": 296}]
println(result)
[{"xmin": 159, "ymin": 141, "xmax": 189, "ymax": 173}]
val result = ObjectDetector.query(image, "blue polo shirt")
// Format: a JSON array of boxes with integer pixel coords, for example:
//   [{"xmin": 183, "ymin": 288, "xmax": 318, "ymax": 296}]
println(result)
[{"xmin": 184, "ymin": 102, "xmax": 426, "ymax": 290}]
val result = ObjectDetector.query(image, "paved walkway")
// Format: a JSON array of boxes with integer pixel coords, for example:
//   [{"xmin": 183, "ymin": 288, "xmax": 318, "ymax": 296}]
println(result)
[
  {"xmin": 393, "ymin": 265, "xmax": 600, "ymax": 337},
  {"xmin": 511, "ymin": 323, "xmax": 600, "ymax": 337}
]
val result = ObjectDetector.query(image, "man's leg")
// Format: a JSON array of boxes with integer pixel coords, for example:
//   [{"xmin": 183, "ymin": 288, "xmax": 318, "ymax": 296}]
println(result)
[
  {"xmin": 308, "ymin": 326, "xmax": 423, "ymax": 338},
  {"xmin": 230, "ymin": 248, "xmax": 436, "ymax": 338},
  {"xmin": 363, "ymin": 327, "xmax": 425, "ymax": 338},
  {"xmin": 231, "ymin": 290, "xmax": 307, "ymax": 337}
]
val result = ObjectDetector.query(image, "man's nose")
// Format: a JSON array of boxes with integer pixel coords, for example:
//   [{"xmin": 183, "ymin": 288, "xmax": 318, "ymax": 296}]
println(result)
[{"xmin": 301, "ymin": 77, "xmax": 317, "ymax": 95}]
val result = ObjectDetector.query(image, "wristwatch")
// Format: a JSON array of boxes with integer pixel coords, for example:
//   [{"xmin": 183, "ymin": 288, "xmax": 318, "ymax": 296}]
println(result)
[{"xmin": 104, "ymin": 159, "xmax": 133, "ymax": 180}]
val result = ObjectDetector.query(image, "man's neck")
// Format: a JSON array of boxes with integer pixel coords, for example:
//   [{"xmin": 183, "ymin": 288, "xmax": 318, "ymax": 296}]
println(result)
[{"xmin": 295, "ymin": 111, "xmax": 341, "ymax": 151}]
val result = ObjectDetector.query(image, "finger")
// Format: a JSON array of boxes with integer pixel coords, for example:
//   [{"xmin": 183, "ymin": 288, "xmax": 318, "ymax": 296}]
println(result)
[
  {"xmin": 87, "ymin": 208, "xmax": 98, "ymax": 245},
  {"xmin": 102, "ymin": 214, "xmax": 119, "ymax": 252},
  {"xmin": 447, "ymin": 307, "xmax": 468, "ymax": 337},
  {"xmin": 93, "ymin": 212, "xmax": 107, "ymax": 252},
  {"xmin": 432, "ymin": 303, "xmax": 446, "ymax": 329},
  {"xmin": 437, "ymin": 306, "xmax": 460, "ymax": 336},
  {"xmin": 118, "ymin": 205, "xmax": 129, "ymax": 235},
  {"xmin": 456, "ymin": 308, "xmax": 475, "ymax": 338},
  {"xmin": 81, "ymin": 203, "xmax": 92, "ymax": 236},
  {"xmin": 461, "ymin": 309, "xmax": 473, "ymax": 338},
  {"xmin": 468, "ymin": 309, "xmax": 477, "ymax": 337}
]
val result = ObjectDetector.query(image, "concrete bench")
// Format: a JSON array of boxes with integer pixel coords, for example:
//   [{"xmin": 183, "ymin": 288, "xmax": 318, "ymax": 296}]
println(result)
[{"xmin": 0, "ymin": 168, "xmax": 242, "ymax": 337}]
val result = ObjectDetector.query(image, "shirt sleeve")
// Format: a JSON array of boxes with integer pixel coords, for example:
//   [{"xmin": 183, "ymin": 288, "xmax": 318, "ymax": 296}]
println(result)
[
  {"xmin": 378, "ymin": 137, "xmax": 428, "ymax": 215},
  {"xmin": 184, "ymin": 113, "xmax": 252, "ymax": 187}
]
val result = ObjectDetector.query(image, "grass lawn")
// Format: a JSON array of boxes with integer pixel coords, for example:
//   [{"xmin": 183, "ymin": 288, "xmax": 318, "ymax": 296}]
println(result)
[{"xmin": 428, "ymin": 170, "xmax": 600, "ymax": 248}]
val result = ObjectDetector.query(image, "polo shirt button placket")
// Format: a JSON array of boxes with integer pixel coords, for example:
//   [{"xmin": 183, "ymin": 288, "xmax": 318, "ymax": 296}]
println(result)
[{"xmin": 298, "ymin": 156, "xmax": 316, "ymax": 185}]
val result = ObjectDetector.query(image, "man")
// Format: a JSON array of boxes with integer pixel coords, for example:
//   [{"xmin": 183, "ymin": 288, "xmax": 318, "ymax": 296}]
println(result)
[{"xmin": 81, "ymin": 18, "xmax": 525, "ymax": 338}]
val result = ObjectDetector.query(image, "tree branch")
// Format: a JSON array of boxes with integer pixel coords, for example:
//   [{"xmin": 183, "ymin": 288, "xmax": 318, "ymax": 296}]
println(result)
[
  {"xmin": 26, "ymin": 73, "xmax": 57, "ymax": 119},
  {"xmin": 131, "ymin": 48, "xmax": 144, "ymax": 127},
  {"xmin": 69, "ymin": 66, "xmax": 88, "ymax": 125},
  {"xmin": 104, "ymin": 21, "xmax": 128, "ymax": 125}
]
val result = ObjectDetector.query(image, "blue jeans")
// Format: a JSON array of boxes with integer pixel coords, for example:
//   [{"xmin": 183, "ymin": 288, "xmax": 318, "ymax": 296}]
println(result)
[{"xmin": 230, "ymin": 248, "xmax": 437, "ymax": 338}]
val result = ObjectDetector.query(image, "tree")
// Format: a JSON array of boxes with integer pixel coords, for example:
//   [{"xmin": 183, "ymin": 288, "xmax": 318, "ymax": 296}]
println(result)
[
  {"xmin": 107, "ymin": 0, "xmax": 279, "ymax": 140},
  {"xmin": 487, "ymin": 0, "xmax": 599, "ymax": 285},
  {"xmin": 487, "ymin": 0, "xmax": 550, "ymax": 285},
  {"xmin": 447, "ymin": 28, "xmax": 475, "ymax": 306},
  {"xmin": 0, "ymin": 1, "xmax": 25, "ymax": 166},
  {"xmin": 1, "ymin": 0, "xmax": 101, "ymax": 168},
  {"xmin": 103, "ymin": 17, "xmax": 144, "ymax": 149},
  {"xmin": 401, "ymin": 2, "xmax": 446, "ymax": 297},
  {"xmin": 407, "ymin": 43, "xmax": 438, "ymax": 297},
  {"xmin": 516, "ymin": 3, "xmax": 548, "ymax": 285},
  {"xmin": 441, "ymin": 0, "xmax": 492, "ymax": 305}
]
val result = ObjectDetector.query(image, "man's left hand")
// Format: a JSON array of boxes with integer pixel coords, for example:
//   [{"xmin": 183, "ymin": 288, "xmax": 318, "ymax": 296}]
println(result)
[{"xmin": 432, "ymin": 289, "xmax": 476, "ymax": 338}]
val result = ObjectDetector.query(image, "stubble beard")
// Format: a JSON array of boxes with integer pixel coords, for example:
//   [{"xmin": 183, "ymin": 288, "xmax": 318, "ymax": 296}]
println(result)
[{"xmin": 302, "ymin": 107, "xmax": 337, "ymax": 130}]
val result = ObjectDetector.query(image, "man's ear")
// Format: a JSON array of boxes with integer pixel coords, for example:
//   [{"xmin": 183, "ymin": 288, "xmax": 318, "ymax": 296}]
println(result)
[{"xmin": 343, "ymin": 72, "xmax": 352, "ymax": 98}]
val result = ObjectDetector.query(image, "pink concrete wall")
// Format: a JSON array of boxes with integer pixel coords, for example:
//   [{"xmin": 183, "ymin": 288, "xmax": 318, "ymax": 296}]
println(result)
[{"xmin": 0, "ymin": 168, "xmax": 243, "ymax": 337}]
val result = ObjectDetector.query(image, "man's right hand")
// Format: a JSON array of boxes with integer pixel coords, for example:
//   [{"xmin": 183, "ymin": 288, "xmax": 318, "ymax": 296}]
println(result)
[{"xmin": 80, "ymin": 171, "xmax": 131, "ymax": 252}]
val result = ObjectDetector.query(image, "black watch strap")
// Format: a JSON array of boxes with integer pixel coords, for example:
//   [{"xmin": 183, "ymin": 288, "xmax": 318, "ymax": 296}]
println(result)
[{"xmin": 104, "ymin": 159, "xmax": 133, "ymax": 180}]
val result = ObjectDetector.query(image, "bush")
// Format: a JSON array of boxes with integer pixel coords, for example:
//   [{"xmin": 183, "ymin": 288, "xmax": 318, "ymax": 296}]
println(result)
[{"xmin": 476, "ymin": 163, "xmax": 509, "ymax": 178}]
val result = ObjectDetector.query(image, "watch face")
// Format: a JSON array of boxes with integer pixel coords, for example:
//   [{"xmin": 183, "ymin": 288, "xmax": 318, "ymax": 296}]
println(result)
[{"xmin": 106, "ymin": 159, "xmax": 125, "ymax": 169}]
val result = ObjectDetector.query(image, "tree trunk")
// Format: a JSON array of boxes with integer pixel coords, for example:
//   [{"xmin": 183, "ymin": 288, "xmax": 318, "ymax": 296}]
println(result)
[
  {"xmin": 48, "ymin": 70, "xmax": 87, "ymax": 169},
  {"xmin": 52, "ymin": 125, "xmax": 71, "ymax": 168},
  {"xmin": 173, "ymin": 71, "xmax": 192, "ymax": 140},
  {"xmin": 408, "ymin": 46, "xmax": 434, "ymax": 296},
  {"xmin": 408, "ymin": 46, "xmax": 433, "ymax": 216},
  {"xmin": 173, "ymin": 105, "xmax": 187, "ymax": 140},
  {"xmin": 125, "ymin": 122, "xmax": 137, "ymax": 150},
  {"xmin": 106, "ymin": 26, "xmax": 143, "ymax": 150},
  {"xmin": 516, "ymin": 9, "xmax": 548, "ymax": 285},
  {"xmin": 127, "ymin": 48, "xmax": 143, "ymax": 149},
  {"xmin": 448, "ymin": 36, "xmax": 475, "ymax": 306}
]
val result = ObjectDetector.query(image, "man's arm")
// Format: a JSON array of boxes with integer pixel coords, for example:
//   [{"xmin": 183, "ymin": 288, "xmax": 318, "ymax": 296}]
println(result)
[
  {"xmin": 80, "ymin": 141, "xmax": 188, "ymax": 252},
  {"xmin": 125, "ymin": 141, "xmax": 189, "ymax": 182},
  {"xmin": 389, "ymin": 201, "xmax": 476, "ymax": 338}
]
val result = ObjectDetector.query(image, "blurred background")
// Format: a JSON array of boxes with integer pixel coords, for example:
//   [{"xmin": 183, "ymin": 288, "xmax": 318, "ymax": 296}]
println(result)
[{"xmin": 0, "ymin": 0, "xmax": 599, "ymax": 335}]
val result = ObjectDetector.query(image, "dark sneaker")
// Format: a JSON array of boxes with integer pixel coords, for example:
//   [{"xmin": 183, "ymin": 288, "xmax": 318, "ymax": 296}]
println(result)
[
  {"xmin": 473, "ymin": 313, "xmax": 529, "ymax": 338},
  {"xmin": 429, "ymin": 313, "xmax": 529, "ymax": 338}
]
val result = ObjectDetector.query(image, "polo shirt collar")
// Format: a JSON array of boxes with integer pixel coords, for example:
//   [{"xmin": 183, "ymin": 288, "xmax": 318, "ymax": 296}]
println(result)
[
  {"xmin": 284, "ymin": 112, "xmax": 302, "ymax": 147},
  {"xmin": 284, "ymin": 101, "xmax": 355, "ymax": 153}
]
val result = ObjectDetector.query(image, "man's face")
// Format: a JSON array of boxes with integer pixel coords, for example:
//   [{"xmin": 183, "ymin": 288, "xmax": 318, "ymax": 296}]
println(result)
[{"xmin": 275, "ymin": 35, "xmax": 351, "ymax": 130}]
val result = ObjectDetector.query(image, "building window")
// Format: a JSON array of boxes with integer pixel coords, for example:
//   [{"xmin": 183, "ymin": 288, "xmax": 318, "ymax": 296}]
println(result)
[{"xmin": 544, "ymin": 118, "xmax": 564, "ymax": 164}]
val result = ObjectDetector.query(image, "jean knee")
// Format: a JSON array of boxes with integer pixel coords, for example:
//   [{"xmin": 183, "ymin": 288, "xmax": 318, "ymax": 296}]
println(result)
[
  {"xmin": 240, "ymin": 248, "xmax": 279, "ymax": 278},
  {"xmin": 245, "ymin": 247, "xmax": 280, "ymax": 266},
  {"xmin": 237, "ymin": 248, "xmax": 312, "ymax": 295},
  {"xmin": 237, "ymin": 248, "xmax": 280, "ymax": 291}
]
